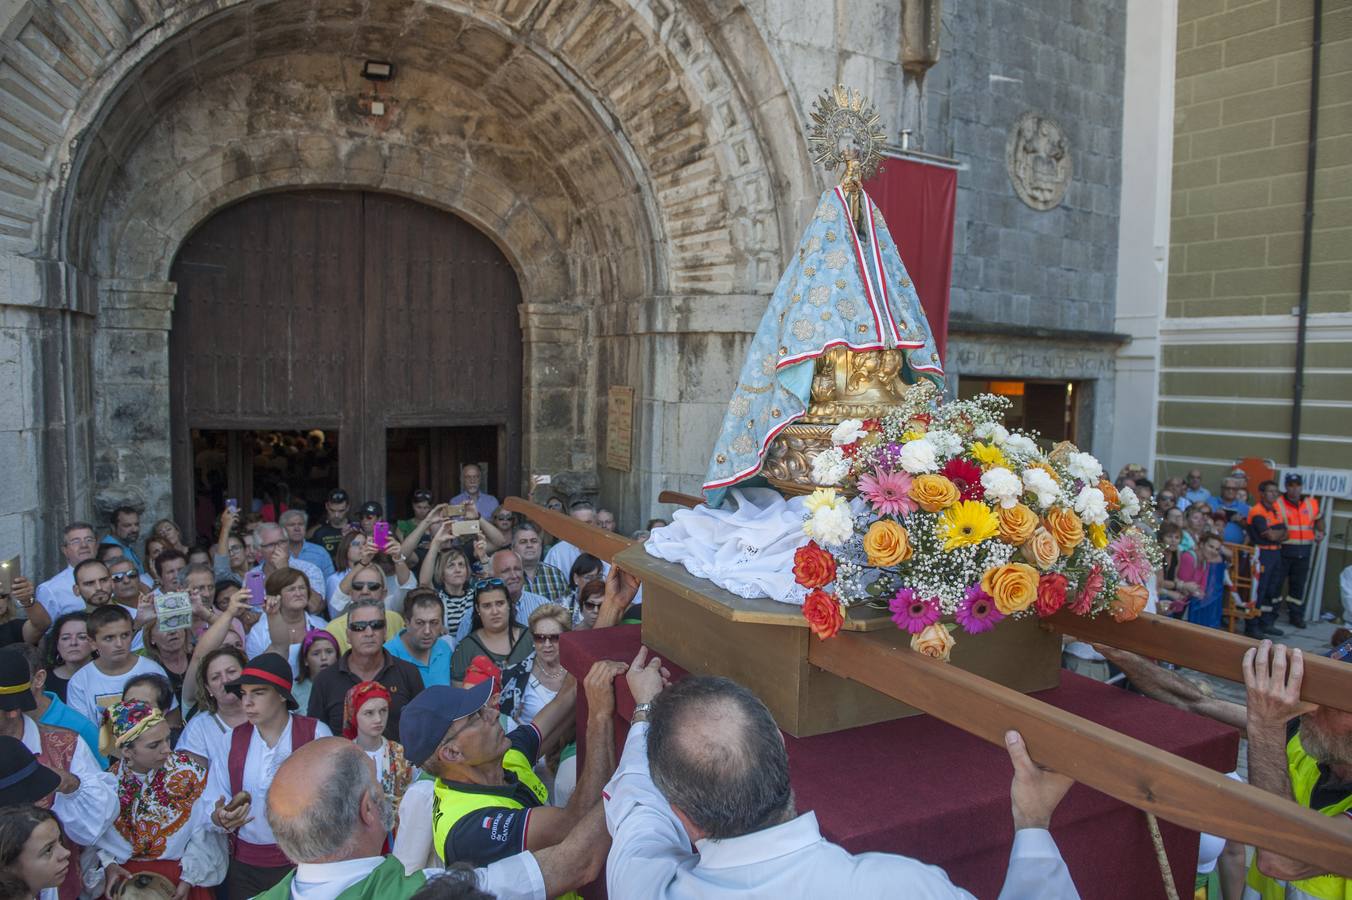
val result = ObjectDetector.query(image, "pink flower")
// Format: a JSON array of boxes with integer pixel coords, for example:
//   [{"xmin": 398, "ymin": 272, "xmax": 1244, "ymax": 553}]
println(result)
[
  {"xmin": 1071, "ymin": 566, "xmax": 1104, "ymax": 615},
  {"xmin": 955, "ymin": 585, "xmax": 1005, "ymax": 634},
  {"xmin": 1110, "ymin": 534, "xmax": 1151, "ymax": 585},
  {"xmin": 858, "ymin": 469, "xmax": 917, "ymax": 517},
  {"xmin": 890, "ymin": 588, "xmax": 941, "ymax": 634}
]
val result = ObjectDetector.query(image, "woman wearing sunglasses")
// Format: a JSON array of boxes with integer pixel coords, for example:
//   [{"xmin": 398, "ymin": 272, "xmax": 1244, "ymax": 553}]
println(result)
[
  {"xmin": 449, "ymin": 579, "xmax": 533, "ymax": 696},
  {"xmin": 516, "ymin": 604, "xmax": 570, "ymax": 727}
]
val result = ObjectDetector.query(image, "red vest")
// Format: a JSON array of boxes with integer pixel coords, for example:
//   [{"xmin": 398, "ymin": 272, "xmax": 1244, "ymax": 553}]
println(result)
[
  {"xmin": 35, "ymin": 725, "xmax": 84, "ymax": 900},
  {"xmin": 226, "ymin": 716, "xmax": 318, "ymax": 868}
]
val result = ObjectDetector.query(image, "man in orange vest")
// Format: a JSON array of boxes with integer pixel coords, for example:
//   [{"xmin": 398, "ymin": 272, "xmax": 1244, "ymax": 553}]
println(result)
[
  {"xmin": 1273, "ymin": 473, "xmax": 1323, "ymax": 630},
  {"xmin": 1246, "ymin": 480, "xmax": 1288, "ymax": 639}
]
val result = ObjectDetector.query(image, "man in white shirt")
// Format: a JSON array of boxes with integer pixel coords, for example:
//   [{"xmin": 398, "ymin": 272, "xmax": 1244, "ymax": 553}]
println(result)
[
  {"xmin": 36, "ymin": 521, "xmax": 100, "ymax": 620},
  {"xmin": 259, "ymin": 736, "xmax": 609, "ymax": 899},
  {"xmin": 541, "ymin": 500, "xmax": 610, "ymax": 580},
  {"xmin": 198, "ymin": 651, "xmax": 333, "ymax": 899},
  {"xmin": 605, "ymin": 648, "xmax": 1082, "ymax": 900},
  {"xmin": 66, "ymin": 604, "xmax": 170, "ymax": 726}
]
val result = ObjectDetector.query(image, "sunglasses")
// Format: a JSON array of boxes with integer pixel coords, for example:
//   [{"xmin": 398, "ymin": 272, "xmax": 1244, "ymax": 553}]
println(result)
[
  {"xmin": 348, "ymin": 619, "xmax": 386, "ymax": 632},
  {"xmin": 110, "ymin": 572, "xmax": 137, "ymax": 582},
  {"xmin": 583, "ymin": 600, "xmax": 603, "ymax": 611},
  {"xmin": 532, "ymin": 632, "xmax": 561, "ymax": 643},
  {"xmin": 352, "ymin": 581, "xmax": 383, "ymax": 591},
  {"xmin": 473, "ymin": 578, "xmax": 506, "ymax": 594}
]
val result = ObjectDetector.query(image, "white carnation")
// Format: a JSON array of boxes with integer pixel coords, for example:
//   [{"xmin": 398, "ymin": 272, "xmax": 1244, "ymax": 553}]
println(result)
[
  {"xmin": 1074, "ymin": 486, "xmax": 1109, "ymax": 525},
  {"xmin": 1119, "ymin": 488, "xmax": 1141, "ymax": 519},
  {"xmin": 804, "ymin": 502, "xmax": 855, "ymax": 547},
  {"xmin": 1003, "ymin": 433, "xmax": 1037, "ymax": 457},
  {"xmin": 811, "ymin": 448, "xmax": 850, "ymax": 486},
  {"xmin": 926, "ymin": 429, "xmax": 963, "ymax": 458},
  {"xmin": 981, "ymin": 467, "xmax": 1023, "ymax": 509},
  {"xmin": 830, "ymin": 418, "xmax": 867, "ymax": 447},
  {"xmin": 1066, "ymin": 451, "xmax": 1103, "ymax": 484},
  {"xmin": 898, "ymin": 438, "xmax": 938, "ymax": 474},
  {"xmin": 975, "ymin": 422, "xmax": 1010, "ymax": 444},
  {"xmin": 1022, "ymin": 468, "xmax": 1061, "ymax": 508}
]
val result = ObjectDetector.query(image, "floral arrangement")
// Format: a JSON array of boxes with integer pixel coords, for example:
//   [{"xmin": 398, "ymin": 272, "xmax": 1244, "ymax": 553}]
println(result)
[{"xmin": 793, "ymin": 393, "xmax": 1158, "ymax": 660}]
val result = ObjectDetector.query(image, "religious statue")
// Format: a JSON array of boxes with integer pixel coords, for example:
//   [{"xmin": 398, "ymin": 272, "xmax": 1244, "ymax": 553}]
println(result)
[{"xmin": 702, "ymin": 86, "xmax": 944, "ymax": 506}]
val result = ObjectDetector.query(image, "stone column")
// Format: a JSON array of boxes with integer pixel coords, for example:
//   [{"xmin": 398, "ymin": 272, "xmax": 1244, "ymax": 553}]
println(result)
[
  {"xmin": 93, "ymin": 279, "xmax": 177, "ymax": 525},
  {"xmin": 520, "ymin": 302, "xmax": 597, "ymax": 501}
]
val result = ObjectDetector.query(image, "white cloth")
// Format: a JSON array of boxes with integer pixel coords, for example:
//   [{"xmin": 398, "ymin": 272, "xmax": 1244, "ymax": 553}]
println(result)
[
  {"xmin": 392, "ymin": 780, "xmax": 439, "ymax": 874},
  {"xmin": 644, "ymin": 489, "xmax": 815, "ymax": 604},
  {"xmin": 603, "ymin": 723, "xmax": 1080, "ymax": 900},
  {"xmin": 246, "ymin": 612, "xmax": 328, "ymax": 677},
  {"xmin": 66, "ymin": 656, "xmax": 170, "ymax": 727},
  {"xmin": 197, "ymin": 714, "xmax": 333, "ymax": 848},
  {"xmin": 286, "ymin": 852, "xmax": 545, "ymax": 900},
  {"xmin": 327, "ymin": 572, "xmax": 416, "ymax": 618},
  {"xmin": 516, "ymin": 674, "xmax": 558, "ymax": 728},
  {"xmin": 36, "ymin": 566, "xmax": 83, "ymax": 620},
  {"xmin": 452, "ymin": 590, "xmax": 551, "ymax": 643},
  {"xmin": 247, "ymin": 558, "xmax": 326, "ymax": 600},
  {"xmin": 20, "ymin": 715, "xmax": 117, "ymax": 847},
  {"xmin": 86, "ymin": 767, "xmax": 227, "ymax": 889},
  {"xmin": 177, "ymin": 710, "xmax": 234, "ymax": 762}
]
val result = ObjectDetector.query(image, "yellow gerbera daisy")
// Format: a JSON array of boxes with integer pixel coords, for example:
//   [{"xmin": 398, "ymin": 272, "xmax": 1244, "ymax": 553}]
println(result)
[
  {"xmin": 970, "ymin": 442, "xmax": 1009, "ymax": 470},
  {"xmin": 939, "ymin": 500, "xmax": 1001, "ymax": 551}
]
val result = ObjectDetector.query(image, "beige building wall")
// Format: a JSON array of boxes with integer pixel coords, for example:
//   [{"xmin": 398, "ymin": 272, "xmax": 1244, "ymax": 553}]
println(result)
[{"xmin": 1161, "ymin": 0, "xmax": 1352, "ymax": 614}]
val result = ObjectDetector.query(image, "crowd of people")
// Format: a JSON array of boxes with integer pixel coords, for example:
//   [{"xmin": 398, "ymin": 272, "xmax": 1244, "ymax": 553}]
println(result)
[{"xmin": 0, "ymin": 462, "xmax": 1346, "ymax": 900}]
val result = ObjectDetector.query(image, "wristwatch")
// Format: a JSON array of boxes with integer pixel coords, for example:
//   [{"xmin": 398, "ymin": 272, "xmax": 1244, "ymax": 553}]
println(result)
[{"xmin": 632, "ymin": 702, "xmax": 653, "ymax": 723}]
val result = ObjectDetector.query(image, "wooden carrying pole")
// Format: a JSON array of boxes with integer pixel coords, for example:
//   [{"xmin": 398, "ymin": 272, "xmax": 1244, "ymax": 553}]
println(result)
[
  {"xmin": 503, "ymin": 496, "xmax": 1352, "ymax": 876},
  {"xmin": 810, "ymin": 630, "xmax": 1352, "ymax": 878}
]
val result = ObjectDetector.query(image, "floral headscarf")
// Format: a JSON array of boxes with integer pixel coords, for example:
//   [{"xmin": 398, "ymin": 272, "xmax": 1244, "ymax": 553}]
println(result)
[
  {"xmin": 342, "ymin": 680, "xmax": 391, "ymax": 739},
  {"xmin": 99, "ymin": 700, "xmax": 164, "ymax": 758}
]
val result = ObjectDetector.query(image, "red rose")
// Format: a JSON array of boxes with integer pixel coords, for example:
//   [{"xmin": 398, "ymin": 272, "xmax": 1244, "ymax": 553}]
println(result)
[
  {"xmin": 862, "ymin": 418, "xmax": 882, "ymax": 433},
  {"xmin": 1035, "ymin": 573, "xmax": 1069, "ymax": 617},
  {"xmin": 802, "ymin": 588, "xmax": 844, "ymax": 640},
  {"xmin": 793, "ymin": 541, "xmax": 837, "ymax": 589}
]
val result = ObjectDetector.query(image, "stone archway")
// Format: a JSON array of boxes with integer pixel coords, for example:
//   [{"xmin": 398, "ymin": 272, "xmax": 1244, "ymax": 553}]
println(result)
[{"xmin": 0, "ymin": 0, "xmax": 817, "ymax": 540}]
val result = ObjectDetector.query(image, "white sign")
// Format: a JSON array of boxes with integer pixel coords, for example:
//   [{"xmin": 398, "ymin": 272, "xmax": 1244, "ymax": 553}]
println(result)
[{"xmin": 1276, "ymin": 467, "xmax": 1352, "ymax": 500}]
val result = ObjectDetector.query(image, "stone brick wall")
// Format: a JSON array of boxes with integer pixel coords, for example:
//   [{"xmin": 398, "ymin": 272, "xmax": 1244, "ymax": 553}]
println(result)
[{"xmin": 1168, "ymin": 0, "xmax": 1351, "ymax": 319}]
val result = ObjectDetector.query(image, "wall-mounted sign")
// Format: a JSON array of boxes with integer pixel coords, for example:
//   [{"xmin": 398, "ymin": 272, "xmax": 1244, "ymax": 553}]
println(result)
[
  {"xmin": 605, "ymin": 386, "xmax": 635, "ymax": 472},
  {"xmin": 1276, "ymin": 467, "xmax": 1352, "ymax": 500}
]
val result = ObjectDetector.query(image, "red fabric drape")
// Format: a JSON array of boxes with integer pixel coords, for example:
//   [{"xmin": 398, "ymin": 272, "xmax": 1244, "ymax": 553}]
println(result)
[{"xmin": 863, "ymin": 156, "xmax": 957, "ymax": 364}]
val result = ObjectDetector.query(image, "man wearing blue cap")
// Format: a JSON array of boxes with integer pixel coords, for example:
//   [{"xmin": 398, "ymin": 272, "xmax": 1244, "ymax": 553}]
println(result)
[
  {"xmin": 1099, "ymin": 638, "xmax": 1352, "ymax": 898},
  {"xmin": 399, "ymin": 659, "xmax": 626, "ymax": 878}
]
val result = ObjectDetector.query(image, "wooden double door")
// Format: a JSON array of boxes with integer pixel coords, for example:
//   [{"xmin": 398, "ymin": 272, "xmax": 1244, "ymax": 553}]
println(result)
[{"xmin": 169, "ymin": 190, "xmax": 522, "ymax": 533}]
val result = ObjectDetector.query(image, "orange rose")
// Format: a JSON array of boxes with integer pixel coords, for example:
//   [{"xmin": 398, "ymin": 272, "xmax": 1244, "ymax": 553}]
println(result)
[
  {"xmin": 1110, "ymin": 583, "xmax": 1148, "ymax": 622},
  {"xmin": 981, "ymin": 562, "xmax": 1040, "ymax": 615},
  {"xmin": 1044, "ymin": 507, "xmax": 1084, "ymax": 553},
  {"xmin": 802, "ymin": 588, "xmax": 845, "ymax": 639},
  {"xmin": 910, "ymin": 474, "xmax": 960, "ymax": 512},
  {"xmin": 1098, "ymin": 478, "xmax": 1121, "ymax": 510},
  {"xmin": 997, "ymin": 503, "xmax": 1038, "ymax": 545},
  {"xmin": 863, "ymin": 519, "xmax": 912, "ymax": 567},
  {"xmin": 910, "ymin": 622, "xmax": 956, "ymax": 662},
  {"xmin": 793, "ymin": 541, "xmax": 837, "ymax": 588},
  {"xmin": 1021, "ymin": 527, "xmax": 1060, "ymax": 570}
]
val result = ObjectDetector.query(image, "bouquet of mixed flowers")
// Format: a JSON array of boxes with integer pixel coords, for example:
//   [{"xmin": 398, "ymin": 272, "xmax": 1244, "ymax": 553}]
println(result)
[{"xmin": 792, "ymin": 392, "xmax": 1158, "ymax": 660}]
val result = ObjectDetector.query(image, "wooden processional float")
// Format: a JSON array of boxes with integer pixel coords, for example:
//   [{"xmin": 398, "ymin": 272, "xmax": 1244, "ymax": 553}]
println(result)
[{"xmin": 504, "ymin": 493, "xmax": 1352, "ymax": 879}]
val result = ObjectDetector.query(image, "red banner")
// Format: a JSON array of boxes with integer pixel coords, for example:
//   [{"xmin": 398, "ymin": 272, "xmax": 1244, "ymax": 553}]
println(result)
[{"xmin": 863, "ymin": 156, "xmax": 957, "ymax": 364}]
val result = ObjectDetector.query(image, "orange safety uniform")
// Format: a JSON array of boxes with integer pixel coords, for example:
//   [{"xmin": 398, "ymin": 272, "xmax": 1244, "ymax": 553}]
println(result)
[
  {"xmin": 1246, "ymin": 502, "xmax": 1285, "ymax": 550},
  {"xmin": 1273, "ymin": 495, "xmax": 1321, "ymax": 545}
]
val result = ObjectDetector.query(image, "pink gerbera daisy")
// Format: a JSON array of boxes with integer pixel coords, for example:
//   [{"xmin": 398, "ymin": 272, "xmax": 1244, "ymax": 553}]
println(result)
[
  {"xmin": 941, "ymin": 458, "xmax": 986, "ymax": 501},
  {"xmin": 955, "ymin": 585, "xmax": 1005, "ymax": 634},
  {"xmin": 889, "ymin": 588, "xmax": 940, "ymax": 634},
  {"xmin": 1110, "ymin": 535, "xmax": 1151, "ymax": 585},
  {"xmin": 858, "ymin": 469, "xmax": 917, "ymax": 517},
  {"xmin": 1071, "ymin": 566, "xmax": 1104, "ymax": 615}
]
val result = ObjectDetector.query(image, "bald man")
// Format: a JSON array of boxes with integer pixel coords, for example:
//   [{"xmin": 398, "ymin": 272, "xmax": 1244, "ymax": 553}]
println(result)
[{"xmin": 261, "ymin": 738, "xmax": 607, "ymax": 900}]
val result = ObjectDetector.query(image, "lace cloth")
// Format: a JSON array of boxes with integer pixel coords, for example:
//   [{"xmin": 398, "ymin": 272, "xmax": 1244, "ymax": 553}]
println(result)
[{"xmin": 644, "ymin": 489, "xmax": 814, "ymax": 605}]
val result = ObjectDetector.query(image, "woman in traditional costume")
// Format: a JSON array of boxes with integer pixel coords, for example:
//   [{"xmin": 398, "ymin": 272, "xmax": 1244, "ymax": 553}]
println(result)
[
  {"xmin": 87, "ymin": 700, "xmax": 224, "ymax": 898},
  {"xmin": 343, "ymin": 681, "xmax": 415, "ymax": 836}
]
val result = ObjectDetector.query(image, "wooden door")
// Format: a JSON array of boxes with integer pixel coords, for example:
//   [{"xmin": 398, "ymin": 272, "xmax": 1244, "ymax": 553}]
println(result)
[{"xmin": 169, "ymin": 191, "xmax": 522, "ymax": 537}]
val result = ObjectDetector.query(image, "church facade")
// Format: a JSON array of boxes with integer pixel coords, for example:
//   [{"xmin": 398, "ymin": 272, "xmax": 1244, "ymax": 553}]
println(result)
[{"xmin": 0, "ymin": 0, "xmax": 1129, "ymax": 573}]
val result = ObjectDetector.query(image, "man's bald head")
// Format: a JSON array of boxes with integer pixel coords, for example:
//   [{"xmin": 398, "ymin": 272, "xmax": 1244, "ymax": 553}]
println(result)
[
  {"xmin": 267, "ymin": 738, "xmax": 391, "ymax": 863},
  {"xmin": 647, "ymin": 676, "xmax": 793, "ymax": 841}
]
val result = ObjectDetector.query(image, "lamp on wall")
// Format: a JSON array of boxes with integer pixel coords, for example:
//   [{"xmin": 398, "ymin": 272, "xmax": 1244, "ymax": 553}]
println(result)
[{"xmin": 362, "ymin": 60, "xmax": 394, "ymax": 81}]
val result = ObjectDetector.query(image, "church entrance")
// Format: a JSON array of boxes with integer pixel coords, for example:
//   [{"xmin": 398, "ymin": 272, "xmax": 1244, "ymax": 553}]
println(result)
[{"xmin": 168, "ymin": 190, "xmax": 523, "ymax": 540}]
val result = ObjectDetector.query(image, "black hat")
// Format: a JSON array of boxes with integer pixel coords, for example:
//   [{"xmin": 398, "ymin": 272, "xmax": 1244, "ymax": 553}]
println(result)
[
  {"xmin": 225, "ymin": 652, "xmax": 299, "ymax": 711},
  {"xmin": 412, "ymin": 488, "xmax": 434, "ymax": 502},
  {"xmin": 328, "ymin": 489, "xmax": 350, "ymax": 504},
  {"xmin": 0, "ymin": 647, "xmax": 36, "ymax": 713},
  {"xmin": 0, "ymin": 736, "xmax": 59, "ymax": 805},
  {"xmin": 359, "ymin": 501, "xmax": 383, "ymax": 518},
  {"xmin": 1284, "ymin": 473, "xmax": 1302, "ymax": 485}
]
